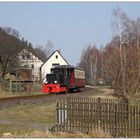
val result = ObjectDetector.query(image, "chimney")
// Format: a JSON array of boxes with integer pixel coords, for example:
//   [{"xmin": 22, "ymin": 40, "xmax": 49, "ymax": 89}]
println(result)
[{"xmin": 57, "ymin": 49, "xmax": 61, "ymax": 54}]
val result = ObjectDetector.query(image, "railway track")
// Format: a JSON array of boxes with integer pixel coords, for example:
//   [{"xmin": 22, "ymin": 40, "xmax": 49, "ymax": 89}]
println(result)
[
  {"xmin": 0, "ymin": 93, "xmax": 60, "ymax": 109},
  {"xmin": 0, "ymin": 87, "xmax": 95, "ymax": 109}
]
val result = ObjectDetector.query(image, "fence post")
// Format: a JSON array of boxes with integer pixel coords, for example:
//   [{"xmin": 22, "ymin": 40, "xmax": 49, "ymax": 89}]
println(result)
[
  {"xmin": 9, "ymin": 80, "xmax": 12, "ymax": 93},
  {"xmin": 97, "ymin": 97, "xmax": 101, "ymax": 128},
  {"xmin": 56, "ymin": 101, "xmax": 59, "ymax": 132},
  {"xmin": 52, "ymin": 97, "xmax": 140, "ymax": 137},
  {"xmin": 114, "ymin": 103, "xmax": 117, "ymax": 137}
]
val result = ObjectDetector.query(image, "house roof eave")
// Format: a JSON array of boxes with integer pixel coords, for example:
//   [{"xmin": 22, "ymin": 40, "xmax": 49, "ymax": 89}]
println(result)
[{"xmin": 40, "ymin": 50, "xmax": 69, "ymax": 68}]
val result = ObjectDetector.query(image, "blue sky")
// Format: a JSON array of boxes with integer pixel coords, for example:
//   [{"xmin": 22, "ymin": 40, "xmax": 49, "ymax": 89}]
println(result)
[{"xmin": 0, "ymin": 2, "xmax": 140, "ymax": 66}]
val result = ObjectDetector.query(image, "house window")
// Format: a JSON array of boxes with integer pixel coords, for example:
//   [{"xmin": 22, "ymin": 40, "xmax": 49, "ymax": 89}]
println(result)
[
  {"xmin": 24, "ymin": 65, "xmax": 28, "ymax": 68},
  {"xmin": 32, "ymin": 75, "xmax": 34, "ymax": 80},
  {"xmin": 56, "ymin": 55, "xmax": 58, "ymax": 59},
  {"xmin": 22, "ymin": 54, "xmax": 25, "ymax": 59},
  {"xmin": 31, "ymin": 64, "xmax": 34, "ymax": 69},
  {"xmin": 26, "ymin": 54, "xmax": 31, "ymax": 59}
]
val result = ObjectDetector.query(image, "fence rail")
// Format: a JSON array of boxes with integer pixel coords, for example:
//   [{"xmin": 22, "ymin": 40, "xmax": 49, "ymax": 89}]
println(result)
[
  {"xmin": 1, "ymin": 79, "xmax": 42, "ymax": 93},
  {"xmin": 51, "ymin": 96, "xmax": 140, "ymax": 138}
]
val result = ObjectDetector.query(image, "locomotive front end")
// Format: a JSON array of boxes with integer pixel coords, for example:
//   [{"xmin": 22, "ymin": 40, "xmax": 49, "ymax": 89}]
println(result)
[{"xmin": 43, "ymin": 73, "xmax": 67, "ymax": 93}]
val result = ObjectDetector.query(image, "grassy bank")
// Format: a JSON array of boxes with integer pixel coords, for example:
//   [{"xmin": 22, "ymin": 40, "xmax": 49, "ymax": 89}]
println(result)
[
  {"xmin": 0, "ymin": 102, "xmax": 56, "ymax": 136},
  {"xmin": 0, "ymin": 101, "xmax": 111, "ymax": 138},
  {"xmin": 1, "ymin": 129, "xmax": 112, "ymax": 138},
  {"xmin": 0, "ymin": 86, "xmax": 121, "ymax": 137}
]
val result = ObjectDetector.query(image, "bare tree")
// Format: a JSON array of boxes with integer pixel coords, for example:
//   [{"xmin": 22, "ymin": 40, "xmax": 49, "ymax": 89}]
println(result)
[
  {"xmin": 44, "ymin": 40, "xmax": 54, "ymax": 58},
  {"xmin": 34, "ymin": 46, "xmax": 47, "ymax": 62},
  {"xmin": 103, "ymin": 8, "xmax": 140, "ymax": 96},
  {"xmin": 78, "ymin": 44, "xmax": 101, "ymax": 85},
  {"xmin": 112, "ymin": 7, "xmax": 131, "ymax": 95},
  {"xmin": 3, "ymin": 27, "xmax": 20, "ymax": 39},
  {"xmin": 136, "ymin": 18, "xmax": 140, "ymax": 92},
  {"xmin": 35, "ymin": 40, "xmax": 54, "ymax": 62},
  {"xmin": 0, "ymin": 27, "xmax": 27, "ymax": 78},
  {"xmin": 78, "ymin": 8, "xmax": 140, "ymax": 97}
]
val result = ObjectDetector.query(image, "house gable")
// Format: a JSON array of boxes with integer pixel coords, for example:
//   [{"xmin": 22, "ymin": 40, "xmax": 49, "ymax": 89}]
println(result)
[
  {"xmin": 18, "ymin": 48, "xmax": 43, "ymax": 63},
  {"xmin": 40, "ymin": 50, "xmax": 69, "ymax": 81},
  {"xmin": 18, "ymin": 48, "xmax": 43, "ymax": 81},
  {"xmin": 41, "ymin": 50, "xmax": 69, "ymax": 68}
]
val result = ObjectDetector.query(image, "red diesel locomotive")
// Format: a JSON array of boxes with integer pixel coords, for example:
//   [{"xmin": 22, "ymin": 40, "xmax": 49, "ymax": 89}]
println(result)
[{"xmin": 43, "ymin": 65, "xmax": 85, "ymax": 93}]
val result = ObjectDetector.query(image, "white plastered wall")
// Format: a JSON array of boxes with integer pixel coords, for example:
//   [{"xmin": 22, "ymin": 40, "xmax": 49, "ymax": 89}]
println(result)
[{"xmin": 41, "ymin": 51, "xmax": 68, "ymax": 82}]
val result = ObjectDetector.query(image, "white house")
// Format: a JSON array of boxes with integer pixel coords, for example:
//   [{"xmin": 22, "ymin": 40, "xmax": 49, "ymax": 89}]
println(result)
[
  {"xmin": 40, "ymin": 50, "xmax": 69, "ymax": 82},
  {"xmin": 18, "ymin": 48, "xmax": 44, "ymax": 81}
]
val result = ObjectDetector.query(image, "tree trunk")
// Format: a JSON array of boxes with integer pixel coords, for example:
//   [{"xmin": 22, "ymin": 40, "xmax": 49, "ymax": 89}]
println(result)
[{"xmin": 1, "ymin": 60, "xmax": 8, "ymax": 78}]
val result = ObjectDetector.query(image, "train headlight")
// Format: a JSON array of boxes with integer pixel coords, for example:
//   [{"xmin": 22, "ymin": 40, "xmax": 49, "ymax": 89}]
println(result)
[{"xmin": 54, "ymin": 80, "xmax": 57, "ymax": 83}]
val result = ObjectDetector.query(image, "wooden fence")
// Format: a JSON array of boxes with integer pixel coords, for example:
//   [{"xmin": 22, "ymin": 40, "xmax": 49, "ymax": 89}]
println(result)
[
  {"xmin": 1, "ymin": 80, "xmax": 42, "ymax": 93},
  {"xmin": 51, "ymin": 96, "xmax": 140, "ymax": 138}
]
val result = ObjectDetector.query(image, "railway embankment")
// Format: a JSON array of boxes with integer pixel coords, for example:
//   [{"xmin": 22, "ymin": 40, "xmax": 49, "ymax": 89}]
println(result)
[{"xmin": 0, "ymin": 86, "xmax": 115, "ymax": 110}]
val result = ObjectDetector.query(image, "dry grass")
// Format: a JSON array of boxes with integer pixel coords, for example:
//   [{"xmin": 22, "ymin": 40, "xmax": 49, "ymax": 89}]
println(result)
[
  {"xmin": 0, "ymin": 86, "xmax": 114, "ymax": 137},
  {"xmin": 0, "ymin": 103, "xmax": 56, "ymax": 136},
  {"xmin": 0, "ymin": 85, "xmax": 46, "ymax": 98},
  {"xmin": 0, "ymin": 128, "xmax": 112, "ymax": 138},
  {"xmin": 30, "ymin": 128, "xmax": 111, "ymax": 138},
  {"xmin": 0, "ymin": 87, "xmax": 13, "ymax": 98},
  {"xmin": 88, "ymin": 127, "xmax": 112, "ymax": 138}
]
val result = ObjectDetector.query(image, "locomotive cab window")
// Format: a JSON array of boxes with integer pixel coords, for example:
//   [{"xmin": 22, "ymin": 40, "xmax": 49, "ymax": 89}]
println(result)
[
  {"xmin": 52, "ymin": 63, "xmax": 60, "ymax": 68},
  {"xmin": 67, "ymin": 69, "xmax": 72, "ymax": 77}
]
